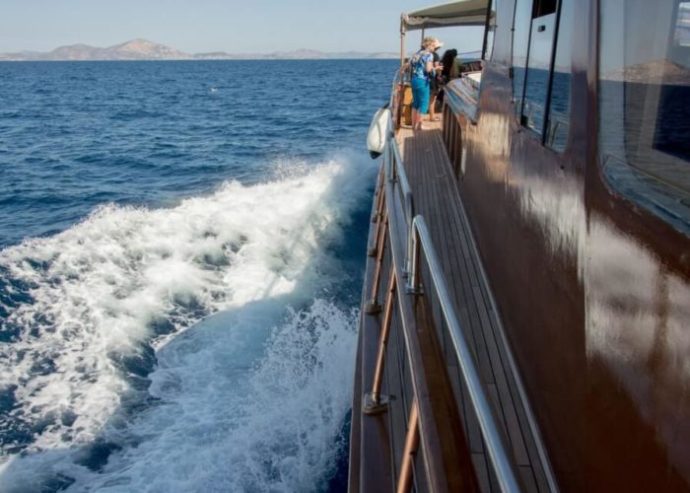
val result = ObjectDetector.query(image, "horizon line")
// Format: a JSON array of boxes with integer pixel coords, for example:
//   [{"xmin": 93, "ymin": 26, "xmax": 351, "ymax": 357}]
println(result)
[{"xmin": 0, "ymin": 38, "xmax": 399, "ymax": 56}]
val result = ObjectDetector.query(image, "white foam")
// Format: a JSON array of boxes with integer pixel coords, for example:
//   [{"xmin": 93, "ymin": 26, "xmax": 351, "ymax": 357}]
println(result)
[{"xmin": 0, "ymin": 154, "xmax": 372, "ymax": 491}]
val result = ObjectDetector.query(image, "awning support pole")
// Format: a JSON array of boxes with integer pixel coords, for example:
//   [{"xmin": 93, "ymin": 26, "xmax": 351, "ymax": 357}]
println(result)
[{"xmin": 399, "ymin": 18, "xmax": 406, "ymax": 72}]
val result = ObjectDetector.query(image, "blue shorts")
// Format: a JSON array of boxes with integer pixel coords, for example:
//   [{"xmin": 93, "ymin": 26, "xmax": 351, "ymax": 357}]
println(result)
[{"xmin": 411, "ymin": 78, "xmax": 430, "ymax": 114}]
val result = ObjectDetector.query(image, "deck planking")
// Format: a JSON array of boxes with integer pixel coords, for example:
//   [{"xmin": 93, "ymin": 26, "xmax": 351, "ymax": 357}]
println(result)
[{"xmin": 396, "ymin": 122, "xmax": 553, "ymax": 493}]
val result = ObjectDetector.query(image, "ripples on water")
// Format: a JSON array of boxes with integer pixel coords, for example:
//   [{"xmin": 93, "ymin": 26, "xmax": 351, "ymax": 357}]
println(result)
[
  {"xmin": 0, "ymin": 59, "xmax": 396, "ymax": 492},
  {"xmin": 0, "ymin": 60, "xmax": 393, "ymax": 246}
]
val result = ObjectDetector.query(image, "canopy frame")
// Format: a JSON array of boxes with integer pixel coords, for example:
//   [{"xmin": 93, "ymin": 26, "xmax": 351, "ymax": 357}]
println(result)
[
  {"xmin": 398, "ymin": 0, "xmax": 492, "ymax": 72},
  {"xmin": 401, "ymin": 0, "xmax": 489, "ymax": 33}
]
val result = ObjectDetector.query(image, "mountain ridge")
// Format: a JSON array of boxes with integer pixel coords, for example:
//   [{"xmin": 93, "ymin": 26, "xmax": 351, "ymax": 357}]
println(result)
[{"xmin": 0, "ymin": 39, "xmax": 397, "ymax": 61}]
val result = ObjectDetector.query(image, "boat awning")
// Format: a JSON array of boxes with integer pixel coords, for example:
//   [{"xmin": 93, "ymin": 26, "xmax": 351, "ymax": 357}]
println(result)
[{"xmin": 401, "ymin": 0, "xmax": 489, "ymax": 32}]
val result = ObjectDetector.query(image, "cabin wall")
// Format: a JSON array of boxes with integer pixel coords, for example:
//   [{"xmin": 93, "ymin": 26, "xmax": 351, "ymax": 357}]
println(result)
[
  {"xmin": 457, "ymin": 61, "xmax": 586, "ymax": 490},
  {"xmin": 450, "ymin": 0, "xmax": 690, "ymax": 491}
]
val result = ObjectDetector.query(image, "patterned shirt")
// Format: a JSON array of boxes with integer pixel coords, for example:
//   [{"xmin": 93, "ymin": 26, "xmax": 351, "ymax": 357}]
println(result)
[{"xmin": 410, "ymin": 49, "xmax": 433, "ymax": 81}]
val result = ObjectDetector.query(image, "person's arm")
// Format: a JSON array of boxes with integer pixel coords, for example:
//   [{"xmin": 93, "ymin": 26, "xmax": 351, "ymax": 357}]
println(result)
[
  {"xmin": 432, "ymin": 53, "xmax": 442, "ymax": 73},
  {"xmin": 423, "ymin": 53, "xmax": 434, "ymax": 75}
]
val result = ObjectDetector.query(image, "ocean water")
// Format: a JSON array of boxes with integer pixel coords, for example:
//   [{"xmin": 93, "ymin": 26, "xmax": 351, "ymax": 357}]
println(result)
[{"xmin": 0, "ymin": 59, "xmax": 396, "ymax": 492}]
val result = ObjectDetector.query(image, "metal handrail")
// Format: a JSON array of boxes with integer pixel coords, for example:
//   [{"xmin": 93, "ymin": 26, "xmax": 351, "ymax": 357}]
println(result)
[
  {"xmin": 389, "ymin": 140, "xmax": 414, "ymax": 226},
  {"xmin": 379, "ymin": 115, "xmax": 520, "ymax": 491},
  {"xmin": 407, "ymin": 215, "xmax": 521, "ymax": 493},
  {"xmin": 389, "ymin": 68, "xmax": 402, "ymax": 110},
  {"xmin": 390, "ymin": 67, "xmax": 411, "ymax": 132},
  {"xmin": 384, "ymin": 114, "xmax": 417, "ymax": 279}
]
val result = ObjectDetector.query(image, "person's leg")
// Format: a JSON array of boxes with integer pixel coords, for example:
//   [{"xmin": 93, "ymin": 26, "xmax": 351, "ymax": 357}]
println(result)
[
  {"xmin": 429, "ymin": 91, "xmax": 438, "ymax": 121},
  {"xmin": 417, "ymin": 81, "xmax": 430, "ymax": 129},
  {"xmin": 411, "ymin": 79, "xmax": 424, "ymax": 130},
  {"xmin": 410, "ymin": 81, "xmax": 417, "ymax": 129}
]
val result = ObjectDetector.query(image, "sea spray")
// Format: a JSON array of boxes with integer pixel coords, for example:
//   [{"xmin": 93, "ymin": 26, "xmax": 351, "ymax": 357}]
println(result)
[{"xmin": 0, "ymin": 155, "xmax": 374, "ymax": 492}]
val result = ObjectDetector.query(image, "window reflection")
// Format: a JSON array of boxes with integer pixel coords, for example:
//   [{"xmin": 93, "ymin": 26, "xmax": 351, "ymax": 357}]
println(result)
[
  {"xmin": 522, "ymin": 12, "xmax": 556, "ymax": 134},
  {"xmin": 599, "ymin": 0, "xmax": 690, "ymax": 235},
  {"xmin": 483, "ymin": 0, "xmax": 498, "ymax": 60},
  {"xmin": 675, "ymin": 2, "xmax": 690, "ymax": 46},
  {"xmin": 545, "ymin": 0, "xmax": 573, "ymax": 151},
  {"xmin": 512, "ymin": 0, "xmax": 533, "ymax": 117},
  {"xmin": 513, "ymin": 0, "xmax": 573, "ymax": 149}
]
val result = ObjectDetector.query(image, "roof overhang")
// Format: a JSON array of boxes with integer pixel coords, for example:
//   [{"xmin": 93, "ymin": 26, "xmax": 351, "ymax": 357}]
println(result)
[{"xmin": 401, "ymin": 0, "xmax": 489, "ymax": 32}]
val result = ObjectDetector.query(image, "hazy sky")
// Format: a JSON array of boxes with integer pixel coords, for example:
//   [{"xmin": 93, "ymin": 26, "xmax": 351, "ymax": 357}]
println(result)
[{"xmin": 0, "ymin": 0, "xmax": 484, "ymax": 54}]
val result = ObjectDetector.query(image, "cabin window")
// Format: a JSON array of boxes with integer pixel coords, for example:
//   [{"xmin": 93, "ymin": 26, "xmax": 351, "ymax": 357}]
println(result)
[
  {"xmin": 512, "ymin": 0, "xmax": 532, "ymax": 118},
  {"xmin": 599, "ymin": 0, "xmax": 690, "ymax": 235},
  {"xmin": 532, "ymin": 0, "xmax": 556, "ymax": 18},
  {"xmin": 521, "ymin": 1, "xmax": 558, "ymax": 134},
  {"xmin": 544, "ymin": 0, "xmax": 573, "ymax": 151},
  {"xmin": 512, "ymin": 0, "xmax": 572, "ymax": 150},
  {"xmin": 483, "ymin": 0, "xmax": 498, "ymax": 60}
]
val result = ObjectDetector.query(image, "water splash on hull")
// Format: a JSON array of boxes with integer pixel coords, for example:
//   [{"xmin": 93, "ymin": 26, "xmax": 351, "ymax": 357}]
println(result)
[{"xmin": 0, "ymin": 155, "xmax": 373, "ymax": 492}]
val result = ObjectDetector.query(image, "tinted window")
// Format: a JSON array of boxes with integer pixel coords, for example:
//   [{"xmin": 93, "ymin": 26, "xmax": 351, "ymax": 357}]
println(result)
[
  {"xmin": 512, "ymin": 0, "xmax": 533, "ymax": 117},
  {"xmin": 545, "ymin": 0, "xmax": 573, "ymax": 151},
  {"xmin": 533, "ymin": 0, "xmax": 556, "ymax": 17},
  {"xmin": 599, "ymin": 0, "xmax": 690, "ymax": 235},
  {"xmin": 522, "ymin": 12, "xmax": 556, "ymax": 134},
  {"xmin": 513, "ymin": 0, "xmax": 571, "ymax": 146},
  {"xmin": 483, "ymin": 0, "xmax": 498, "ymax": 60}
]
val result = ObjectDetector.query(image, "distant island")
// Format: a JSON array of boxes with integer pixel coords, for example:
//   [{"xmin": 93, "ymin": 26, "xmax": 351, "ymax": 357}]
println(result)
[{"xmin": 0, "ymin": 39, "xmax": 397, "ymax": 62}]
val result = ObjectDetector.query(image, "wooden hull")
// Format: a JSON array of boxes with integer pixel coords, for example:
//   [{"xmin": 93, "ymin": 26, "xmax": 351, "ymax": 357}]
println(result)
[{"xmin": 448, "ymin": 32, "xmax": 690, "ymax": 493}]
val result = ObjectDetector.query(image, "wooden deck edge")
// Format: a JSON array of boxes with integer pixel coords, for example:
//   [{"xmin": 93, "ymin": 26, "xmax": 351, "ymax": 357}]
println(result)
[
  {"xmin": 385, "ymin": 174, "xmax": 480, "ymax": 493},
  {"xmin": 415, "ymin": 292, "xmax": 482, "ymax": 493},
  {"xmin": 348, "ymin": 310, "xmax": 364, "ymax": 493},
  {"xmin": 451, "ymin": 184, "xmax": 561, "ymax": 493},
  {"xmin": 432, "ymin": 123, "xmax": 560, "ymax": 493},
  {"xmin": 350, "ymin": 164, "xmax": 393, "ymax": 493}
]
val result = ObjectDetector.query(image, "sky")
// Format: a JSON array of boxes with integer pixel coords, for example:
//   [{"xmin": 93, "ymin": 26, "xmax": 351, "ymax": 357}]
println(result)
[{"xmin": 0, "ymin": 0, "xmax": 484, "ymax": 54}]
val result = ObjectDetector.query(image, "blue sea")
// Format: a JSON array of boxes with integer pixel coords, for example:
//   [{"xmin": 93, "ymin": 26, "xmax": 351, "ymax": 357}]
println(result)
[{"xmin": 0, "ymin": 59, "xmax": 396, "ymax": 492}]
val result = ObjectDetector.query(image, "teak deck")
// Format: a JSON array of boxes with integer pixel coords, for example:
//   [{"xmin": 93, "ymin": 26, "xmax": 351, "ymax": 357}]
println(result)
[
  {"xmin": 350, "ymin": 120, "xmax": 556, "ymax": 493},
  {"xmin": 398, "ymin": 122, "xmax": 553, "ymax": 492}
]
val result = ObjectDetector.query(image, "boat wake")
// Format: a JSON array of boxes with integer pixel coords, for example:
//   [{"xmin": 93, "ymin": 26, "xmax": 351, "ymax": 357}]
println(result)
[{"xmin": 0, "ymin": 155, "xmax": 373, "ymax": 492}]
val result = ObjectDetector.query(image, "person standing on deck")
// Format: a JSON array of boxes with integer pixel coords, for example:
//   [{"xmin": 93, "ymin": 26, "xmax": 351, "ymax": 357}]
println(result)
[
  {"xmin": 437, "ymin": 49, "xmax": 461, "ymax": 106},
  {"xmin": 428, "ymin": 46, "xmax": 443, "ymax": 122},
  {"xmin": 410, "ymin": 37, "xmax": 443, "ymax": 131}
]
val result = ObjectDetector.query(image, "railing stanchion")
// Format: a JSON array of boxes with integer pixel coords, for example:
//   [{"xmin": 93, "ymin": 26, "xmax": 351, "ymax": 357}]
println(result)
[
  {"xmin": 372, "ymin": 161, "xmax": 385, "ymax": 224},
  {"xmin": 363, "ymin": 270, "xmax": 396, "ymax": 415},
  {"xmin": 404, "ymin": 190, "xmax": 414, "ymax": 279},
  {"xmin": 390, "ymin": 145, "xmax": 398, "ymax": 184},
  {"xmin": 406, "ymin": 222, "xmax": 422, "ymax": 295},
  {"xmin": 365, "ymin": 213, "xmax": 388, "ymax": 314},
  {"xmin": 368, "ymin": 168, "xmax": 387, "ymax": 257},
  {"xmin": 396, "ymin": 399, "xmax": 420, "ymax": 493}
]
